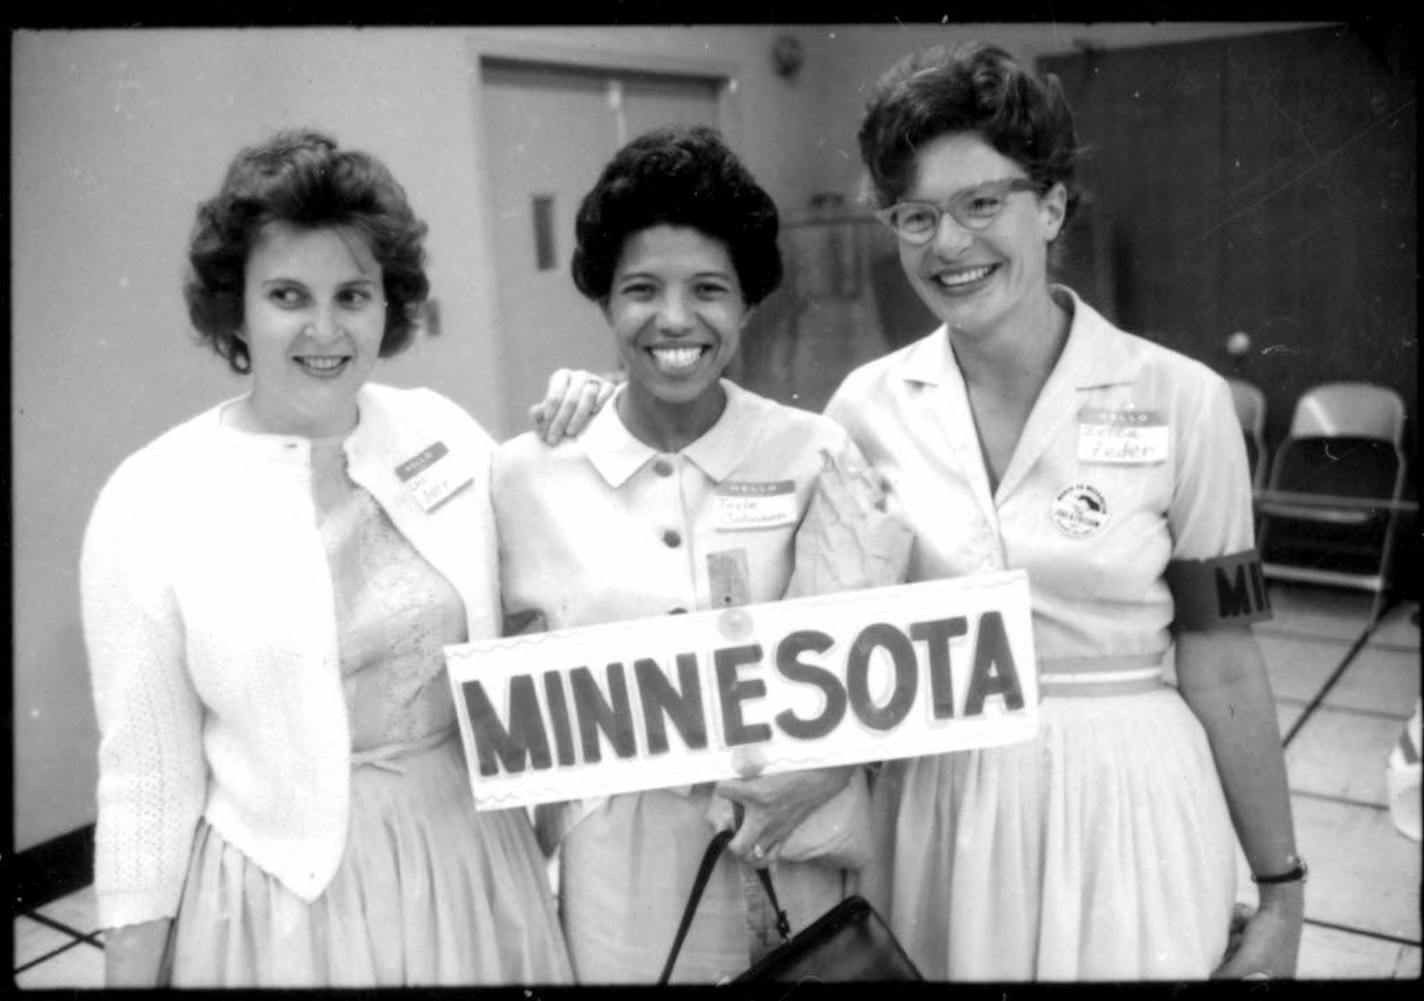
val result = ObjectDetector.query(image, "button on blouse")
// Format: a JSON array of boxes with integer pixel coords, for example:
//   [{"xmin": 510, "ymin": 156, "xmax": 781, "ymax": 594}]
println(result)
[{"xmin": 493, "ymin": 380, "xmax": 861, "ymax": 636}]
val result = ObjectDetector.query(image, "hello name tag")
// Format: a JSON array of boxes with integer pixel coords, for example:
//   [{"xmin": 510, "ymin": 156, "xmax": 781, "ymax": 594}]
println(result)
[
  {"xmin": 395, "ymin": 441, "xmax": 473, "ymax": 511},
  {"xmin": 713, "ymin": 480, "xmax": 798, "ymax": 531},
  {"xmin": 1078, "ymin": 408, "xmax": 1169, "ymax": 464}
]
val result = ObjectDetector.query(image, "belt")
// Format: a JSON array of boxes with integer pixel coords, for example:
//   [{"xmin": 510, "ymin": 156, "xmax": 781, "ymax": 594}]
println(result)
[
  {"xmin": 1038, "ymin": 653, "xmax": 1165, "ymax": 698},
  {"xmin": 350, "ymin": 724, "xmax": 458, "ymax": 773}
]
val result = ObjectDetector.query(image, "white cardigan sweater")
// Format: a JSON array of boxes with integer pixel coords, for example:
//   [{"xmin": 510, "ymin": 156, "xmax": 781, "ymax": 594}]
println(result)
[{"xmin": 81, "ymin": 384, "xmax": 500, "ymax": 930}]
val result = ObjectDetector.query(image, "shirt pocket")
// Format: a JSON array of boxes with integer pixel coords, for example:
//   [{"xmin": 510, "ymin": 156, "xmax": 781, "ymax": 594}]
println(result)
[{"xmin": 704, "ymin": 525, "xmax": 798, "ymax": 608}]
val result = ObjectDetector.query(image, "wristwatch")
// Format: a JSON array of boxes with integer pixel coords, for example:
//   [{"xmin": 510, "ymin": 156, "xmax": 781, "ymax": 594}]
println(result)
[{"xmin": 1251, "ymin": 854, "xmax": 1309, "ymax": 885}]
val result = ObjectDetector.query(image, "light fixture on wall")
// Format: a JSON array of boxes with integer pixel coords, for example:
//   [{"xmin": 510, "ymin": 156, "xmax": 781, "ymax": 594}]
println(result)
[{"xmin": 771, "ymin": 33, "xmax": 804, "ymax": 79}]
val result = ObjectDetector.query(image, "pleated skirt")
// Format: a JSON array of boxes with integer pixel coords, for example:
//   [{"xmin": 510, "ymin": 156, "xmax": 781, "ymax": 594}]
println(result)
[
  {"xmin": 560, "ymin": 787, "xmax": 849, "ymax": 984},
  {"xmin": 861, "ymin": 686, "xmax": 1237, "ymax": 981},
  {"xmin": 168, "ymin": 737, "xmax": 573, "ymax": 987}
]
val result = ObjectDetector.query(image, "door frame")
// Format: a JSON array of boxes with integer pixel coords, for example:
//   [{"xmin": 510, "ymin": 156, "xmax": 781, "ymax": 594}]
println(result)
[{"xmin": 465, "ymin": 34, "xmax": 741, "ymax": 437}]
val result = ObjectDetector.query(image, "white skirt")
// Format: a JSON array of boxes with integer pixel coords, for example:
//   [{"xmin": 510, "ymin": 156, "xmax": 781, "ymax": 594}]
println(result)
[{"xmin": 861, "ymin": 686, "xmax": 1237, "ymax": 980}]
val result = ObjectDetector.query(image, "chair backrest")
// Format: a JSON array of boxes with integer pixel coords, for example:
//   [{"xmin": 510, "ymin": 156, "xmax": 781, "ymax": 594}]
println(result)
[
  {"xmin": 1226, "ymin": 378, "xmax": 1268, "ymax": 490},
  {"xmin": 1227, "ymin": 378, "xmax": 1267, "ymax": 439},
  {"xmin": 1268, "ymin": 382, "xmax": 1407, "ymax": 500},
  {"xmin": 1289, "ymin": 382, "xmax": 1406, "ymax": 446}
]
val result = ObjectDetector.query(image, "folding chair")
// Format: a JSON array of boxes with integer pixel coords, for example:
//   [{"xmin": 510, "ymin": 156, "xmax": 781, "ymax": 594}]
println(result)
[{"xmin": 1256, "ymin": 382, "xmax": 1408, "ymax": 623}]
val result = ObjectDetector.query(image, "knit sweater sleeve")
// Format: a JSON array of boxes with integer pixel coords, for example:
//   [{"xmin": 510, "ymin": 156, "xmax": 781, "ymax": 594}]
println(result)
[{"xmin": 81, "ymin": 451, "xmax": 207, "ymax": 930}]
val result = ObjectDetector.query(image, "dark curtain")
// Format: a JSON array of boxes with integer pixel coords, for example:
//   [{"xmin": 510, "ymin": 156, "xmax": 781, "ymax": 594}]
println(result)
[{"xmin": 1042, "ymin": 26, "xmax": 1416, "ymax": 460}]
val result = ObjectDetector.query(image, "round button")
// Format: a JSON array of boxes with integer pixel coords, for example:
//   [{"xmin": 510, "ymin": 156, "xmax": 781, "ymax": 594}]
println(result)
[
  {"xmin": 652, "ymin": 458, "xmax": 674, "ymax": 477},
  {"xmin": 718, "ymin": 607, "xmax": 753, "ymax": 641},
  {"xmin": 661, "ymin": 529, "xmax": 682, "ymax": 548},
  {"xmin": 732, "ymin": 745, "xmax": 767, "ymax": 779}
]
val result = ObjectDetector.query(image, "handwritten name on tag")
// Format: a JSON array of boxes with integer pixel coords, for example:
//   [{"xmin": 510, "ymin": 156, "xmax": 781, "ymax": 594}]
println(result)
[
  {"xmin": 1078, "ymin": 408, "xmax": 1168, "ymax": 464},
  {"xmin": 395, "ymin": 441, "xmax": 472, "ymax": 512},
  {"xmin": 713, "ymin": 480, "xmax": 798, "ymax": 531}
]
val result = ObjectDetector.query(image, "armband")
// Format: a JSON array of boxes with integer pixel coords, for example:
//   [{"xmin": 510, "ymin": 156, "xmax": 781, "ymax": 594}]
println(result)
[{"xmin": 1165, "ymin": 548, "xmax": 1273, "ymax": 630}]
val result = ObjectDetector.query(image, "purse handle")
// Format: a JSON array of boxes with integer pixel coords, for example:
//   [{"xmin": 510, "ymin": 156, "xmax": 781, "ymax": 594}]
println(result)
[{"xmin": 658, "ymin": 829, "xmax": 791, "ymax": 985}]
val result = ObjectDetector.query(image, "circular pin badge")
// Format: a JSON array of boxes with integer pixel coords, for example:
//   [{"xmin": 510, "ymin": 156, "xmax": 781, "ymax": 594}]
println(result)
[
  {"xmin": 1052, "ymin": 484, "xmax": 1109, "ymax": 537},
  {"xmin": 718, "ymin": 607, "xmax": 753, "ymax": 642},
  {"xmin": 731, "ymin": 745, "xmax": 767, "ymax": 779}
]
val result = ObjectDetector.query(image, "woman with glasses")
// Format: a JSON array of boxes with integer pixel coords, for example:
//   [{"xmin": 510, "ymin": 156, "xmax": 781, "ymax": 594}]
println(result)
[{"xmin": 829, "ymin": 42, "xmax": 1304, "ymax": 980}]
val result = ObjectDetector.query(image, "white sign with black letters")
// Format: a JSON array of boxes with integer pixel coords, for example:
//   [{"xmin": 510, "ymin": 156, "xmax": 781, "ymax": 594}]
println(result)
[{"xmin": 445, "ymin": 570, "xmax": 1039, "ymax": 811}]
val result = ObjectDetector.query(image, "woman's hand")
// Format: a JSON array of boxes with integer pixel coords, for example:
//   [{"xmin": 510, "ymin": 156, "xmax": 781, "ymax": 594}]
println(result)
[
  {"xmin": 1211, "ymin": 883, "xmax": 1305, "ymax": 979},
  {"xmin": 104, "ymin": 917, "xmax": 172, "ymax": 987},
  {"xmin": 527, "ymin": 368, "xmax": 619, "ymax": 444},
  {"xmin": 1176, "ymin": 627, "xmax": 1304, "ymax": 979},
  {"xmin": 713, "ymin": 765, "xmax": 854, "ymax": 867},
  {"xmin": 782, "ymin": 446, "xmax": 913, "ymax": 599}
]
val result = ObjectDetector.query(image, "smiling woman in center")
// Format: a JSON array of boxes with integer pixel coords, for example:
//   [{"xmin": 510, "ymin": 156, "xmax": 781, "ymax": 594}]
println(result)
[
  {"xmin": 492, "ymin": 124, "xmax": 888, "ymax": 984},
  {"xmin": 604, "ymin": 222, "xmax": 744, "ymax": 451}
]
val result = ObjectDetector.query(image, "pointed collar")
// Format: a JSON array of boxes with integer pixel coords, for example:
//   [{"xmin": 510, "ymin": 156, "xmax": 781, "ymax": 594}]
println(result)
[
  {"xmin": 1046, "ymin": 286, "xmax": 1144, "ymax": 390},
  {"xmin": 583, "ymin": 379, "xmax": 766, "ymax": 489}
]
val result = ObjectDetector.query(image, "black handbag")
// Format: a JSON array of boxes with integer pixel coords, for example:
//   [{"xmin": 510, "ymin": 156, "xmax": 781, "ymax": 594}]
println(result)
[{"xmin": 658, "ymin": 828, "xmax": 922, "ymax": 984}]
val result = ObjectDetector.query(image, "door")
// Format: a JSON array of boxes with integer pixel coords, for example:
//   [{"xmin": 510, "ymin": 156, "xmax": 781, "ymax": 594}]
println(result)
[{"xmin": 482, "ymin": 59, "xmax": 723, "ymax": 436}]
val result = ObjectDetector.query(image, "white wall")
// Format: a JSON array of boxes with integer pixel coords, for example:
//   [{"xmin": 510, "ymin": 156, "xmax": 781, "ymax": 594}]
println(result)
[
  {"xmin": 467, "ymin": 26, "xmax": 829, "ymax": 219},
  {"xmin": 12, "ymin": 27, "xmax": 515, "ymax": 850},
  {"xmin": 10, "ymin": 25, "xmax": 821, "ymax": 851},
  {"xmin": 11, "ymin": 22, "xmax": 1316, "ymax": 852}
]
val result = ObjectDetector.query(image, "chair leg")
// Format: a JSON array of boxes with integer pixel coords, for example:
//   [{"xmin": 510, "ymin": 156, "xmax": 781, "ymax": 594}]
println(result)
[
  {"xmin": 1371, "ymin": 509, "xmax": 1404, "ymax": 629},
  {"xmin": 1368, "ymin": 589, "xmax": 1386, "ymax": 628}
]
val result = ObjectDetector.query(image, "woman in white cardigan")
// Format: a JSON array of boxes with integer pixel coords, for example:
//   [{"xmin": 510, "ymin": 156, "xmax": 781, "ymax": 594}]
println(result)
[{"xmin": 81, "ymin": 129, "xmax": 572, "ymax": 987}]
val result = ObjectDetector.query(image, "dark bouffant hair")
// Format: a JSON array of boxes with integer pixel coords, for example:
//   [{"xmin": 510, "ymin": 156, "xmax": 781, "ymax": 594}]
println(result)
[
  {"xmin": 857, "ymin": 42, "xmax": 1079, "ymax": 227},
  {"xmin": 571, "ymin": 125, "xmax": 782, "ymax": 307},
  {"xmin": 184, "ymin": 129, "xmax": 430, "ymax": 373}
]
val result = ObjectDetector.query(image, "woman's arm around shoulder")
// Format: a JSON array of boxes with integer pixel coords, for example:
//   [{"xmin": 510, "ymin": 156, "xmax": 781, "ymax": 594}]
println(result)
[{"xmin": 528, "ymin": 368, "xmax": 618, "ymax": 444}]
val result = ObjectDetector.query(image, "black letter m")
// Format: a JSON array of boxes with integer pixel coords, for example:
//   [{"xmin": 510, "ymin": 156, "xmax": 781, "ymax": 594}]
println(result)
[
  {"xmin": 1215, "ymin": 565, "xmax": 1254, "ymax": 619},
  {"xmin": 463, "ymin": 676, "xmax": 551, "ymax": 776}
]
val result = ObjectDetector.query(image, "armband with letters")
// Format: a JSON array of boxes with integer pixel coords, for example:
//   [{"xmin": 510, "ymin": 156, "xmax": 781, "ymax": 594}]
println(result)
[{"xmin": 1165, "ymin": 548, "xmax": 1273, "ymax": 630}]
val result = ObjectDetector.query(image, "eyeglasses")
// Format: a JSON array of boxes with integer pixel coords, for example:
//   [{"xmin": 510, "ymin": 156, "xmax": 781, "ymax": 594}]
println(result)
[{"xmin": 875, "ymin": 178, "xmax": 1046, "ymax": 244}]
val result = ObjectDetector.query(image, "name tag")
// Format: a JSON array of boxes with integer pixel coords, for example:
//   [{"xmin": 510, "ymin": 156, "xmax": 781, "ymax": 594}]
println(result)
[
  {"xmin": 395, "ymin": 441, "xmax": 473, "ymax": 512},
  {"xmin": 1078, "ymin": 408, "xmax": 1168, "ymax": 464},
  {"xmin": 713, "ymin": 480, "xmax": 798, "ymax": 532},
  {"xmin": 707, "ymin": 549, "xmax": 751, "ymax": 607}
]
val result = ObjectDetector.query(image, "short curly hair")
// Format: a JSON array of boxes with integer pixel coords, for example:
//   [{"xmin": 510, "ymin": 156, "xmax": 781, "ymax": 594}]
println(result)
[
  {"xmin": 858, "ymin": 43, "xmax": 1080, "ymax": 228},
  {"xmin": 184, "ymin": 129, "xmax": 430, "ymax": 373},
  {"xmin": 571, "ymin": 125, "xmax": 782, "ymax": 307}
]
